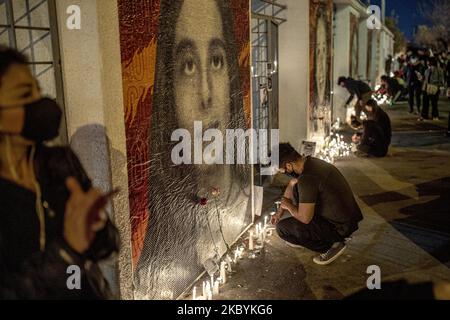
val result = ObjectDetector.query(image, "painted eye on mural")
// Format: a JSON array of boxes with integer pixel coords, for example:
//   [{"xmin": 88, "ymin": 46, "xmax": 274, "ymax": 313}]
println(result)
[
  {"xmin": 211, "ymin": 54, "xmax": 224, "ymax": 71},
  {"xmin": 183, "ymin": 59, "xmax": 197, "ymax": 76}
]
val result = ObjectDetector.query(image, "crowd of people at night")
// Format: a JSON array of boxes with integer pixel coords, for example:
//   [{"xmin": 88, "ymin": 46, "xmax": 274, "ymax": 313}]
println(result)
[{"xmin": 338, "ymin": 46, "xmax": 450, "ymax": 159}]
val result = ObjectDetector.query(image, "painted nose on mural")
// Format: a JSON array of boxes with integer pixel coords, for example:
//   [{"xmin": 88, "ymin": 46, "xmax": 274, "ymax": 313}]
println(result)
[{"xmin": 200, "ymin": 71, "xmax": 212, "ymax": 109}]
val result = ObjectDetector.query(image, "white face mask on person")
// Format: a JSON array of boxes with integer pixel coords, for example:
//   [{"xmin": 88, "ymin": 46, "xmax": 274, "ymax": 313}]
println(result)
[{"xmin": 0, "ymin": 97, "xmax": 62, "ymax": 143}]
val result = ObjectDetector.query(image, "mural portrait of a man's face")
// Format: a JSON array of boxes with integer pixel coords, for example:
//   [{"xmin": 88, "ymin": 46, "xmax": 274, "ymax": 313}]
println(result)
[
  {"xmin": 119, "ymin": 0, "xmax": 251, "ymax": 300},
  {"xmin": 309, "ymin": 0, "xmax": 332, "ymax": 136},
  {"xmin": 174, "ymin": 0, "xmax": 230, "ymax": 180},
  {"xmin": 350, "ymin": 14, "xmax": 359, "ymax": 79},
  {"xmin": 315, "ymin": 15, "xmax": 328, "ymax": 107},
  {"xmin": 352, "ymin": 32, "xmax": 358, "ymax": 78}
]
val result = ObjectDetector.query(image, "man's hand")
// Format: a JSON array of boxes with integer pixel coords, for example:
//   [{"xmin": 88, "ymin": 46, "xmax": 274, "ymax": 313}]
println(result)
[
  {"xmin": 271, "ymin": 212, "xmax": 282, "ymax": 225},
  {"xmin": 64, "ymin": 177, "xmax": 108, "ymax": 254}
]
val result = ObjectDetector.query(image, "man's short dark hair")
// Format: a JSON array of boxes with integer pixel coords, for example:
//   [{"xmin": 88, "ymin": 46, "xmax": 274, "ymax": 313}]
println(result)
[
  {"xmin": 0, "ymin": 45, "xmax": 28, "ymax": 86},
  {"xmin": 380, "ymin": 75, "xmax": 389, "ymax": 82},
  {"xmin": 366, "ymin": 99, "xmax": 378, "ymax": 109},
  {"xmin": 279, "ymin": 143, "xmax": 302, "ymax": 169},
  {"xmin": 337, "ymin": 76, "xmax": 347, "ymax": 85}
]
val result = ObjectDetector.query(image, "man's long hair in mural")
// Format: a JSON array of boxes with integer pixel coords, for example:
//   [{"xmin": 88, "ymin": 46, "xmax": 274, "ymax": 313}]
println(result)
[
  {"xmin": 309, "ymin": 0, "xmax": 333, "ymax": 136},
  {"xmin": 350, "ymin": 13, "xmax": 359, "ymax": 79},
  {"xmin": 130, "ymin": 0, "xmax": 251, "ymax": 299}
]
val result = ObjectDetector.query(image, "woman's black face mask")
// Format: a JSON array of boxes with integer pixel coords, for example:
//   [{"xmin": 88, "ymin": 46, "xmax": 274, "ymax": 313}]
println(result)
[{"xmin": 0, "ymin": 97, "xmax": 62, "ymax": 143}]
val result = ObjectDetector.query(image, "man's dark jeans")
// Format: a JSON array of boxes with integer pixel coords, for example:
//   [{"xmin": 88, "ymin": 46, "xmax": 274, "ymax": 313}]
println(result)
[
  {"xmin": 408, "ymin": 83, "xmax": 422, "ymax": 113},
  {"xmin": 422, "ymin": 90, "xmax": 440, "ymax": 119},
  {"xmin": 276, "ymin": 215, "xmax": 344, "ymax": 253}
]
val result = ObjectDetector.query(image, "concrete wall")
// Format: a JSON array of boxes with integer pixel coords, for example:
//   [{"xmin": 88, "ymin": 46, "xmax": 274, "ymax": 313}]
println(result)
[
  {"xmin": 55, "ymin": 0, "xmax": 133, "ymax": 299},
  {"xmin": 278, "ymin": 0, "xmax": 309, "ymax": 151},
  {"xmin": 371, "ymin": 28, "xmax": 394, "ymax": 87}
]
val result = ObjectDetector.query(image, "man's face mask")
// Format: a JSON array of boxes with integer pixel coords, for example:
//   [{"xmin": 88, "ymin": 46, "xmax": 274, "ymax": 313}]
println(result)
[
  {"xmin": 0, "ymin": 97, "xmax": 62, "ymax": 143},
  {"xmin": 283, "ymin": 163, "xmax": 299, "ymax": 179}
]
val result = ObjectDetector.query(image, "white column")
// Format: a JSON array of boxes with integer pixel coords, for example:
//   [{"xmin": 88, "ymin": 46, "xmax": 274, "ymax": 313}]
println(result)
[
  {"xmin": 55, "ymin": 0, "xmax": 133, "ymax": 299},
  {"xmin": 278, "ymin": 0, "xmax": 309, "ymax": 149}
]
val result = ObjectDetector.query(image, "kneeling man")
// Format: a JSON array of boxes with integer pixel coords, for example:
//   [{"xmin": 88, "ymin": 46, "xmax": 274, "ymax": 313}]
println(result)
[{"xmin": 272, "ymin": 143, "xmax": 363, "ymax": 265}]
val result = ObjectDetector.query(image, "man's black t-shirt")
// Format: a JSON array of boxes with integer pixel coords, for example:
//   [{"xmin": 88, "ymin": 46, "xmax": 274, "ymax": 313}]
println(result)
[{"xmin": 296, "ymin": 157, "xmax": 363, "ymax": 237}]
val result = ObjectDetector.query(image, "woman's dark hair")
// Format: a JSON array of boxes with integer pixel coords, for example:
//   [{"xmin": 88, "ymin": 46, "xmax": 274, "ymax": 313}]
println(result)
[
  {"xmin": 365, "ymin": 99, "xmax": 382, "ymax": 121},
  {"xmin": 136, "ymin": 0, "xmax": 250, "ymax": 299},
  {"xmin": 279, "ymin": 143, "xmax": 302, "ymax": 169},
  {"xmin": 0, "ymin": 46, "xmax": 28, "ymax": 86}
]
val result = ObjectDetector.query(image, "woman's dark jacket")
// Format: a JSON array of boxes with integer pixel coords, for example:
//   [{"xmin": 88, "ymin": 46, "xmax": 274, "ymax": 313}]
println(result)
[
  {"xmin": 0, "ymin": 146, "xmax": 120, "ymax": 299},
  {"xmin": 359, "ymin": 107, "xmax": 392, "ymax": 157}
]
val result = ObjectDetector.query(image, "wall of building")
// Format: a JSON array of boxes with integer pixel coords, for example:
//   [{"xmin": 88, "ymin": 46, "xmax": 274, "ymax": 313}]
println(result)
[
  {"xmin": 55, "ymin": 0, "xmax": 133, "ymax": 299},
  {"xmin": 278, "ymin": 0, "xmax": 309, "ymax": 151}
]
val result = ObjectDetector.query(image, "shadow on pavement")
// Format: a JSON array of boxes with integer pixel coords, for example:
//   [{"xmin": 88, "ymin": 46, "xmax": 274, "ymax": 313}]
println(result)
[{"xmin": 360, "ymin": 177, "xmax": 450, "ymax": 267}]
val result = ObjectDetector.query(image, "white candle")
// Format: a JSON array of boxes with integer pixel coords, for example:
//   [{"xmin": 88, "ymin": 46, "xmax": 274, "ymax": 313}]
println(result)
[
  {"xmin": 249, "ymin": 231, "xmax": 254, "ymax": 250},
  {"xmin": 202, "ymin": 281, "xmax": 206, "ymax": 298},
  {"xmin": 192, "ymin": 286, "xmax": 197, "ymax": 300},
  {"xmin": 220, "ymin": 261, "xmax": 227, "ymax": 284},
  {"xmin": 275, "ymin": 201, "xmax": 281, "ymax": 211},
  {"xmin": 234, "ymin": 248, "xmax": 239, "ymax": 262},
  {"xmin": 210, "ymin": 275, "xmax": 214, "ymax": 289},
  {"xmin": 213, "ymin": 280, "xmax": 220, "ymax": 295},
  {"xmin": 264, "ymin": 216, "xmax": 268, "ymax": 228},
  {"xmin": 206, "ymin": 281, "xmax": 212, "ymax": 300}
]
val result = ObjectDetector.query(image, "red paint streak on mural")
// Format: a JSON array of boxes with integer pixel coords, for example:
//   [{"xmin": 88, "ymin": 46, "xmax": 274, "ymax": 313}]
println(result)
[
  {"xmin": 118, "ymin": 0, "xmax": 250, "ymax": 268},
  {"xmin": 118, "ymin": 0, "xmax": 160, "ymax": 268}
]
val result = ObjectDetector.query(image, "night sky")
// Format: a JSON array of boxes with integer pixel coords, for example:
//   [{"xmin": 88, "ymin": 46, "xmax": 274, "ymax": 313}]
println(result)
[{"xmin": 367, "ymin": 0, "xmax": 428, "ymax": 40}]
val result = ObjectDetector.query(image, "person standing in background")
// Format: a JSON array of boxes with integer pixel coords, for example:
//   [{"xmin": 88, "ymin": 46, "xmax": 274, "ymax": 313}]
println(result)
[
  {"xmin": 419, "ymin": 57, "xmax": 445, "ymax": 121},
  {"xmin": 404, "ymin": 57, "xmax": 423, "ymax": 115}
]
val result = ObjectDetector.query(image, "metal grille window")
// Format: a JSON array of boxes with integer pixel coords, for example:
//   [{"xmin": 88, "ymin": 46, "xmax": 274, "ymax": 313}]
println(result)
[
  {"xmin": 251, "ymin": 17, "xmax": 270, "ymax": 133},
  {"xmin": 0, "ymin": 0, "xmax": 66, "ymax": 141},
  {"xmin": 251, "ymin": 0, "xmax": 285, "ymax": 184}
]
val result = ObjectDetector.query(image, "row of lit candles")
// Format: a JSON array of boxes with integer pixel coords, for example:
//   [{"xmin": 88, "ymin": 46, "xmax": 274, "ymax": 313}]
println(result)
[
  {"xmin": 317, "ymin": 129, "xmax": 352, "ymax": 164},
  {"xmin": 191, "ymin": 215, "xmax": 274, "ymax": 300}
]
